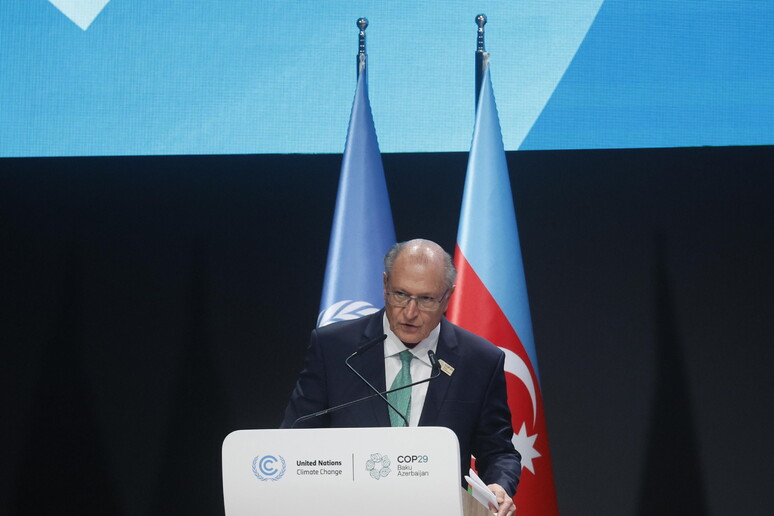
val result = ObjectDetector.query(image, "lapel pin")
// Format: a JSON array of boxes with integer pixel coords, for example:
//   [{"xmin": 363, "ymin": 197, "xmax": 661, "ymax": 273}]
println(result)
[{"xmin": 438, "ymin": 359, "xmax": 455, "ymax": 377}]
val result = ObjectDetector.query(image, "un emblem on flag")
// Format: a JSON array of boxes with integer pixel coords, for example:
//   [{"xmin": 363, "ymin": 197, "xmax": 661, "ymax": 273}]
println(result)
[{"xmin": 317, "ymin": 300, "xmax": 379, "ymax": 327}]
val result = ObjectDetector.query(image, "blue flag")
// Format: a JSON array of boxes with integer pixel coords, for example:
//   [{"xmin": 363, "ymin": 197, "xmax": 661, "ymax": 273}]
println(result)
[{"xmin": 317, "ymin": 67, "xmax": 396, "ymax": 327}]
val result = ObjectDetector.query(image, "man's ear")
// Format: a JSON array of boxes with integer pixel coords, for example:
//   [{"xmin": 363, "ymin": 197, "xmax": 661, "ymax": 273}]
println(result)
[{"xmin": 442, "ymin": 284, "xmax": 456, "ymax": 310}]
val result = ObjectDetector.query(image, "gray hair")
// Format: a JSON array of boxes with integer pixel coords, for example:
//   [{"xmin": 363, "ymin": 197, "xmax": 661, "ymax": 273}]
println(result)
[{"xmin": 384, "ymin": 239, "xmax": 457, "ymax": 289}]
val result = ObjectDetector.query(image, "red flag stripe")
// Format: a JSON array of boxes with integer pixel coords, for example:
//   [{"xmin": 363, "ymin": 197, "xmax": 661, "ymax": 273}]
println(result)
[{"xmin": 448, "ymin": 246, "xmax": 559, "ymax": 516}]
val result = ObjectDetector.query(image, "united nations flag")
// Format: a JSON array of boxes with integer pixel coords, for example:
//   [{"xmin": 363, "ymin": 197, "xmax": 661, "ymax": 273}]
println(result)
[{"xmin": 317, "ymin": 21, "xmax": 395, "ymax": 328}]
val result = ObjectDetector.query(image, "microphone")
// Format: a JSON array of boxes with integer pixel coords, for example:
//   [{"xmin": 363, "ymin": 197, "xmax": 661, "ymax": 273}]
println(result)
[
  {"xmin": 352, "ymin": 333, "xmax": 388, "ymax": 355},
  {"xmin": 428, "ymin": 349, "xmax": 439, "ymax": 373},
  {"xmin": 349, "ymin": 349, "xmax": 442, "ymax": 426},
  {"xmin": 291, "ymin": 344, "xmax": 442, "ymax": 428}
]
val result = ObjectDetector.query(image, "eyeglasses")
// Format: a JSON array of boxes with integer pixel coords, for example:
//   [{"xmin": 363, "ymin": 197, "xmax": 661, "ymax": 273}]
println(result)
[{"xmin": 385, "ymin": 288, "xmax": 450, "ymax": 311}]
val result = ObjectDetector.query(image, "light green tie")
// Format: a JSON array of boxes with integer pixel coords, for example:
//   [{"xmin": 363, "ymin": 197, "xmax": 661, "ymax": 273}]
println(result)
[{"xmin": 387, "ymin": 350, "xmax": 414, "ymax": 427}]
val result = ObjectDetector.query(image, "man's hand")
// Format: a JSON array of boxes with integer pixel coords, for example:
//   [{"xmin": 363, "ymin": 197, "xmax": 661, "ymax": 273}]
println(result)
[{"xmin": 487, "ymin": 483, "xmax": 516, "ymax": 516}]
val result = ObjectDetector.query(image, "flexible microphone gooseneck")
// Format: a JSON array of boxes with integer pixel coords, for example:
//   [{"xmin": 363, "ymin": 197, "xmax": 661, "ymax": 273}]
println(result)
[
  {"xmin": 291, "ymin": 338, "xmax": 442, "ymax": 428},
  {"xmin": 345, "ymin": 334, "xmax": 407, "ymax": 426}
]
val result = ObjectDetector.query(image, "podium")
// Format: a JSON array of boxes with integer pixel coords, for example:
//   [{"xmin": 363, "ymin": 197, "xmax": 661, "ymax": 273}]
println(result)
[{"xmin": 222, "ymin": 427, "xmax": 492, "ymax": 516}]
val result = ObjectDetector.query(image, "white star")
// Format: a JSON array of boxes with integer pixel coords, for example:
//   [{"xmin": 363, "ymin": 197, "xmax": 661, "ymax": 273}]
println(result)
[{"xmin": 512, "ymin": 422, "xmax": 541, "ymax": 474}]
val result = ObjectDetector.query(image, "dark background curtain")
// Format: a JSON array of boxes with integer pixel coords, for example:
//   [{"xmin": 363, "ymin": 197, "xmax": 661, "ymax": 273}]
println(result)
[{"xmin": 2, "ymin": 145, "xmax": 772, "ymax": 515}]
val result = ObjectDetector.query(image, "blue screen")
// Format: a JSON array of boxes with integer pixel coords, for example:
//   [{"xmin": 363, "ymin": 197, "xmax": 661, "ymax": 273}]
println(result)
[{"xmin": 1, "ymin": 1, "xmax": 771, "ymax": 157}]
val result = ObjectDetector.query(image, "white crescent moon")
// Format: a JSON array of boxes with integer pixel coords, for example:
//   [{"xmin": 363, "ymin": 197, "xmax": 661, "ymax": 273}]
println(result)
[{"xmin": 499, "ymin": 347, "xmax": 537, "ymax": 426}]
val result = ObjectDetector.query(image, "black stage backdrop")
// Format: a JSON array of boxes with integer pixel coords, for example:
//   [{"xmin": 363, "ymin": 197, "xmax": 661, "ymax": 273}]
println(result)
[{"xmin": 1, "ymin": 146, "xmax": 772, "ymax": 515}]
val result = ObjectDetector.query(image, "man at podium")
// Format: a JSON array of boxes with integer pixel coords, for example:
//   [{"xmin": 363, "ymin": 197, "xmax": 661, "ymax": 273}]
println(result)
[{"xmin": 282, "ymin": 239, "xmax": 520, "ymax": 515}]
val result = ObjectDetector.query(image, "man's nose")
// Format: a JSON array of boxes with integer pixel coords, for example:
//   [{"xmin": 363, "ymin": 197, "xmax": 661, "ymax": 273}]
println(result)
[{"xmin": 403, "ymin": 297, "xmax": 419, "ymax": 317}]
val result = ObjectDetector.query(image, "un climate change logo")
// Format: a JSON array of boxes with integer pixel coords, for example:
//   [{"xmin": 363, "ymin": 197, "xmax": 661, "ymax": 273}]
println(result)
[
  {"xmin": 252, "ymin": 455, "xmax": 286, "ymax": 481},
  {"xmin": 365, "ymin": 453, "xmax": 391, "ymax": 480}
]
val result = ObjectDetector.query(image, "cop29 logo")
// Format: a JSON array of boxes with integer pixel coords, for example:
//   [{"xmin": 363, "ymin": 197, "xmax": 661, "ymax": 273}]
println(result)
[
  {"xmin": 365, "ymin": 453, "xmax": 391, "ymax": 480},
  {"xmin": 252, "ymin": 455, "xmax": 287, "ymax": 481}
]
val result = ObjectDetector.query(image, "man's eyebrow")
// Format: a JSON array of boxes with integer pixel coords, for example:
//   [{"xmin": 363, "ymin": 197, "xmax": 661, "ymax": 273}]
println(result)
[{"xmin": 396, "ymin": 289, "xmax": 441, "ymax": 298}]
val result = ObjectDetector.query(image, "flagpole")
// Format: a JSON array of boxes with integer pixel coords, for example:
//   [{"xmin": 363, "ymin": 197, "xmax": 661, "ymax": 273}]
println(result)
[
  {"xmin": 316, "ymin": 17, "xmax": 395, "ymax": 327},
  {"xmin": 357, "ymin": 17, "xmax": 368, "ymax": 78},
  {"xmin": 475, "ymin": 14, "xmax": 489, "ymax": 109},
  {"xmin": 448, "ymin": 16, "xmax": 561, "ymax": 513}
]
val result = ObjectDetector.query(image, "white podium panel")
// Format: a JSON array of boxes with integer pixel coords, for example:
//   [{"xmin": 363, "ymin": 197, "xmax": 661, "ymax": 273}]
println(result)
[{"xmin": 222, "ymin": 426, "xmax": 463, "ymax": 516}]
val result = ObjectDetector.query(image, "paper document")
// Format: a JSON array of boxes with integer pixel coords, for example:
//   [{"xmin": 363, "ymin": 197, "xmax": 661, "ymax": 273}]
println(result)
[{"xmin": 464, "ymin": 468, "xmax": 498, "ymax": 512}]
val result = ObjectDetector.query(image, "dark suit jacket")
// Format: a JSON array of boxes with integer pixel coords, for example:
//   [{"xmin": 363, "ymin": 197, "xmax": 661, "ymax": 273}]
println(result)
[{"xmin": 281, "ymin": 310, "xmax": 522, "ymax": 495}]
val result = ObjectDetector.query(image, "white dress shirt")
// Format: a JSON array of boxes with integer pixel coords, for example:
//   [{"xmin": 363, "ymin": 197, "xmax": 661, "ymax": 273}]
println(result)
[{"xmin": 382, "ymin": 313, "xmax": 440, "ymax": 427}]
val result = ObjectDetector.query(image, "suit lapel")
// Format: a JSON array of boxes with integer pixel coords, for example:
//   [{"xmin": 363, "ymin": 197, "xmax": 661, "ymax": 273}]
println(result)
[
  {"xmin": 419, "ymin": 318, "xmax": 460, "ymax": 426},
  {"xmin": 350, "ymin": 311, "xmax": 391, "ymax": 427}
]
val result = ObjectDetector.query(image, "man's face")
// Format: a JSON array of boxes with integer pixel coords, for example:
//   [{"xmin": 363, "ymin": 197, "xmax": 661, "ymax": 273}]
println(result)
[{"xmin": 383, "ymin": 254, "xmax": 452, "ymax": 345}]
